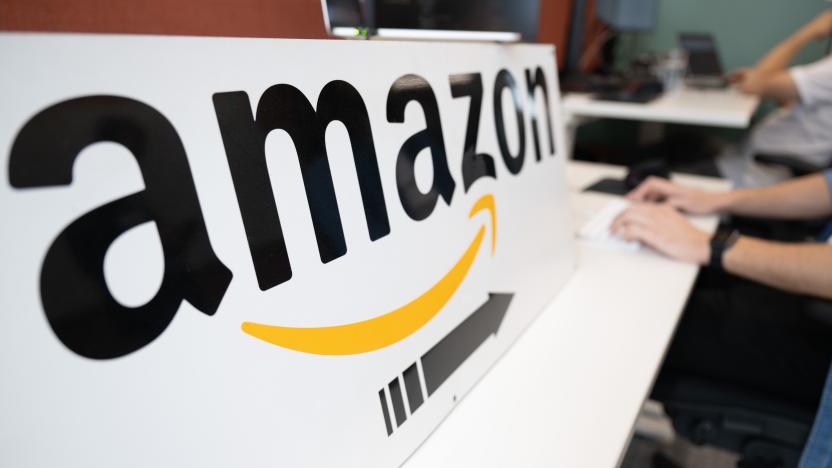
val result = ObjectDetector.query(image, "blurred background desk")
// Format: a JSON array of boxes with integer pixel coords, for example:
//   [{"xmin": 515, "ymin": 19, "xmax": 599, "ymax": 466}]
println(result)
[
  {"xmin": 402, "ymin": 161, "xmax": 730, "ymax": 468},
  {"xmin": 562, "ymin": 88, "xmax": 760, "ymax": 159}
]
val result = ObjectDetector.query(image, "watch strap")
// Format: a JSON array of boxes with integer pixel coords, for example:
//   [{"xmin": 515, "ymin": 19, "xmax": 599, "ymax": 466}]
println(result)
[{"xmin": 709, "ymin": 229, "xmax": 740, "ymax": 270}]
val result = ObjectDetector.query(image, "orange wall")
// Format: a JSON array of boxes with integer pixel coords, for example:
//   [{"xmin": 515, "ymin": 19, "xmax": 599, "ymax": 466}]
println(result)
[
  {"xmin": 538, "ymin": 0, "xmax": 573, "ymax": 68},
  {"xmin": 1, "ymin": 0, "xmax": 573, "ymax": 67},
  {"xmin": 0, "ymin": 0, "xmax": 329, "ymax": 39}
]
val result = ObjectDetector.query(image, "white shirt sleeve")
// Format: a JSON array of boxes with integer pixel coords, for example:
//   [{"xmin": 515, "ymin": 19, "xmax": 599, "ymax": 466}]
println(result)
[{"xmin": 791, "ymin": 55, "xmax": 832, "ymax": 107}]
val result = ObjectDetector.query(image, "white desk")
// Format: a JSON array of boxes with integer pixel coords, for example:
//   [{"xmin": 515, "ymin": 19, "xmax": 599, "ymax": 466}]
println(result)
[
  {"xmin": 402, "ymin": 161, "xmax": 730, "ymax": 468},
  {"xmin": 563, "ymin": 87, "xmax": 760, "ymax": 128},
  {"xmin": 562, "ymin": 87, "xmax": 760, "ymax": 158}
]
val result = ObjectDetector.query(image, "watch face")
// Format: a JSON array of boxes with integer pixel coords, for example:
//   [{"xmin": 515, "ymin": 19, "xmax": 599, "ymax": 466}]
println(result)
[
  {"xmin": 727, "ymin": 230, "xmax": 742, "ymax": 248},
  {"xmin": 715, "ymin": 230, "xmax": 732, "ymax": 244},
  {"xmin": 714, "ymin": 229, "xmax": 740, "ymax": 250}
]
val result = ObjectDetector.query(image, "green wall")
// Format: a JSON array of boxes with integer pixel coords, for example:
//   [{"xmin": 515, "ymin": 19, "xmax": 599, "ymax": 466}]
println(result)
[{"xmin": 616, "ymin": 0, "xmax": 830, "ymax": 72}]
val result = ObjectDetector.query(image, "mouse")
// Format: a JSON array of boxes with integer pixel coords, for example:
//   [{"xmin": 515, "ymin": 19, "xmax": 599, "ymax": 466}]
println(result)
[{"xmin": 624, "ymin": 160, "xmax": 671, "ymax": 191}]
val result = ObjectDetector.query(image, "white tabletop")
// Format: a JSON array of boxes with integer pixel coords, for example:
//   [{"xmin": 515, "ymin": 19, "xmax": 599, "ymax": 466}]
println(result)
[
  {"xmin": 563, "ymin": 87, "xmax": 760, "ymax": 128},
  {"xmin": 402, "ymin": 161, "xmax": 730, "ymax": 468}
]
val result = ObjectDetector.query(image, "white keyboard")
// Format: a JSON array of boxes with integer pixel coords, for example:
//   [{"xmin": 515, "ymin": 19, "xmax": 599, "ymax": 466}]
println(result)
[{"xmin": 578, "ymin": 199, "xmax": 641, "ymax": 252}]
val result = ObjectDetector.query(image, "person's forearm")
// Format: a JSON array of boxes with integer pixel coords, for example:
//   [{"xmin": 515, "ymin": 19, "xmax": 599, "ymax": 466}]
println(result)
[
  {"xmin": 715, "ymin": 173, "xmax": 832, "ymax": 219},
  {"xmin": 724, "ymin": 237, "xmax": 832, "ymax": 300},
  {"xmin": 739, "ymin": 12, "xmax": 832, "ymax": 98},
  {"xmin": 754, "ymin": 27, "xmax": 815, "ymax": 74}
]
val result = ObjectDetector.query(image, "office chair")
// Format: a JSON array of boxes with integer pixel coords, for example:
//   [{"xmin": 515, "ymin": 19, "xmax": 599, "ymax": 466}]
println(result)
[
  {"xmin": 652, "ymin": 297, "xmax": 832, "ymax": 468},
  {"xmin": 652, "ymin": 372, "xmax": 816, "ymax": 468},
  {"xmin": 753, "ymin": 152, "xmax": 832, "ymax": 177}
]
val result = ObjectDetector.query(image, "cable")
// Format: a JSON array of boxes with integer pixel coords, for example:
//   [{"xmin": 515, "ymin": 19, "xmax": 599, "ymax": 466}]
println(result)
[{"xmin": 578, "ymin": 27, "xmax": 614, "ymax": 72}]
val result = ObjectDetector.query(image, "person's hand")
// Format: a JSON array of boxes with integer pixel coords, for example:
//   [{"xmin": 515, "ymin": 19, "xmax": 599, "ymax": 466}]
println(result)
[
  {"xmin": 626, "ymin": 176, "xmax": 727, "ymax": 215},
  {"xmin": 726, "ymin": 67, "xmax": 769, "ymax": 95},
  {"xmin": 611, "ymin": 203, "xmax": 711, "ymax": 265},
  {"xmin": 801, "ymin": 10, "xmax": 832, "ymax": 41},
  {"xmin": 726, "ymin": 68, "xmax": 750, "ymax": 85}
]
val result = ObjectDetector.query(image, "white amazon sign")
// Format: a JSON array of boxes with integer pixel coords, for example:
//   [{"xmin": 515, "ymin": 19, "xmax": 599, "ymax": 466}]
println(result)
[{"xmin": 0, "ymin": 33, "xmax": 575, "ymax": 467}]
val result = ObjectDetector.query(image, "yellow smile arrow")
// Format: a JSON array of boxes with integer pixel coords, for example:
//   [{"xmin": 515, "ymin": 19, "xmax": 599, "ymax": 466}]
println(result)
[{"xmin": 241, "ymin": 194, "xmax": 496, "ymax": 355}]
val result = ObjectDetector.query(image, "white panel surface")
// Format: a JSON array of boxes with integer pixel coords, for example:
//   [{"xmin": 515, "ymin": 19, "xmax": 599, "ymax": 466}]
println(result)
[{"xmin": 0, "ymin": 34, "xmax": 575, "ymax": 468}]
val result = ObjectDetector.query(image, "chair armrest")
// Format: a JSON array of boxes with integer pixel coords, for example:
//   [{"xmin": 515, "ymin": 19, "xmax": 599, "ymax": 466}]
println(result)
[{"xmin": 753, "ymin": 153, "xmax": 828, "ymax": 177}]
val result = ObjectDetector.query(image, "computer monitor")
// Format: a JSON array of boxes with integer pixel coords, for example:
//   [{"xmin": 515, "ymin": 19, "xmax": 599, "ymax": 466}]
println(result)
[
  {"xmin": 321, "ymin": 0, "xmax": 366, "ymax": 37},
  {"xmin": 321, "ymin": 0, "xmax": 539, "ymax": 42},
  {"xmin": 595, "ymin": 0, "xmax": 656, "ymax": 32},
  {"xmin": 564, "ymin": 0, "xmax": 655, "ymax": 73}
]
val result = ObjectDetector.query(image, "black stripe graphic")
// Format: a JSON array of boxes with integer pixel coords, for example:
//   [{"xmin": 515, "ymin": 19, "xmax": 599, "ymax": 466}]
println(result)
[
  {"xmin": 377, "ymin": 292, "xmax": 513, "ymax": 436},
  {"xmin": 403, "ymin": 362, "xmax": 424, "ymax": 413},
  {"xmin": 378, "ymin": 388, "xmax": 393, "ymax": 436},
  {"xmin": 388, "ymin": 377, "xmax": 407, "ymax": 426}
]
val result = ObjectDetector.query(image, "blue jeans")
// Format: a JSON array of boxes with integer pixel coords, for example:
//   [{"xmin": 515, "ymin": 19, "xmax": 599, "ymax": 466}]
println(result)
[{"xmin": 801, "ymin": 364, "xmax": 832, "ymax": 468}]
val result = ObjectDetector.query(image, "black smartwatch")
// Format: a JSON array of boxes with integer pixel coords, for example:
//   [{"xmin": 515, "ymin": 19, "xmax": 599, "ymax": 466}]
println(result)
[{"xmin": 709, "ymin": 229, "xmax": 741, "ymax": 270}]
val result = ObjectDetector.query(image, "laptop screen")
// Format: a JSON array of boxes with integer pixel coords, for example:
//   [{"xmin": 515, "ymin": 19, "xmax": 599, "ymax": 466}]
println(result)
[
  {"xmin": 322, "ymin": 0, "xmax": 538, "ymax": 41},
  {"xmin": 679, "ymin": 33, "xmax": 724, "ymax": 77}
]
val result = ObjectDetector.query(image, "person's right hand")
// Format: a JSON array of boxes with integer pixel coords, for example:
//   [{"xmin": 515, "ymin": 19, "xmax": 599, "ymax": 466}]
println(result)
[
  {"xmin": 726, "ymin": 67, "xmax": 769, "ymax": 95},
  {"xmin": 726, "ymin": 68, "xmax": 750, "ymax": 85},
  {"xmin": 626, "ymin": 176, "xmax": 727, "ymax": 215}
]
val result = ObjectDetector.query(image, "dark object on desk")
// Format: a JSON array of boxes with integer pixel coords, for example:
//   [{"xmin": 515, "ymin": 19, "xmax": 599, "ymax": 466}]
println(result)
[
  {"xmin": 560, "ymin": 73, "xmax": 626, "ymax": 94},
  {"xmin": 583, "ymin": 177, "xmax": 630, "ymax": 196},
  {"xmin": 625, "ymin": 160, "xmax": 671, "ymax": 190},
  {"xmin": 593, "ymin": 78, "xmax": 664, "ymax": 104},
  {"xmin": 679, "ymin": 32, "xmax": 728, "ymax": 89},
  {"xmin": 583, "ymin": 161, "xmax": 671, "ymax": 195}
]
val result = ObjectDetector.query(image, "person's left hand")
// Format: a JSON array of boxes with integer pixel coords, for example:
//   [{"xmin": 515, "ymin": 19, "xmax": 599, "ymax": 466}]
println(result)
[{"xmin": 611, "ymin": 203, "xmax": 711, "ymax": 264}]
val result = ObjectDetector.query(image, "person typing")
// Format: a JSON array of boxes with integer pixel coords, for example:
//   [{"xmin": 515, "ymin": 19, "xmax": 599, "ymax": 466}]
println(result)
[
  {"xmin": 613, "ymin": 173, "xmax": 832, "ymax": 298},
  {"xmin": 612, "ymin": 172, "xmax": 832, "ymax": 467}
]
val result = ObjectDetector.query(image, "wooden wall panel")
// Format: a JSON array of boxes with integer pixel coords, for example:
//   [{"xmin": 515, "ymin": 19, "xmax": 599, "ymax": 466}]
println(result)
[
  {"xmin": 0, "ymin": 0, "xmax": 328, "ymax": 39},
  {"xmin": 537, "ymin": 0, "xmax": 574, "ymax": 68},
  {"xmin": 1, "ymin": 0, "xmax": 575, "ymax": 69}
]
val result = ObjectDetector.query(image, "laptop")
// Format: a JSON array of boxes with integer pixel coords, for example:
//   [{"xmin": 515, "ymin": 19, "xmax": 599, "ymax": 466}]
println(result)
[
  {"xmin": 320, "ymin": 0, "xmax": 536, "ymax": 42},
  {"xmin": 678, "ymin": 33, "xmax": 728, "ymax": 89}
]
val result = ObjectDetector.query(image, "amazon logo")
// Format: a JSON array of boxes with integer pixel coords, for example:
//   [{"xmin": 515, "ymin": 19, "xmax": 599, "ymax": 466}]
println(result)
[{"xmin": 8, "ymin": 67, "xmax": 556, "ymax": 360}]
